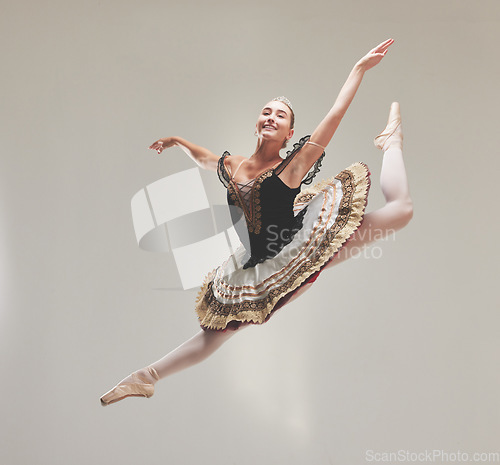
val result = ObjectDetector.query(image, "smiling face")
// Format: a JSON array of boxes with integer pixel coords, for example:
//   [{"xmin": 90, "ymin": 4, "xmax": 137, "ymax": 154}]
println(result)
[{"xmin": 255, "ymin": 100, "xmax": 295, "ymax": 148}]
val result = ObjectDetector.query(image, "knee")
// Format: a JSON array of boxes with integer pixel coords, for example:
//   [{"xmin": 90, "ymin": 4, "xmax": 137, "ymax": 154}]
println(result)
[
  {"xmin": 397, "ymin": 199, "xmax": 413, "ymax": 228},
  {"xmin": 386, "ymin": 198, "xmax": 413, "ymax": 232}
]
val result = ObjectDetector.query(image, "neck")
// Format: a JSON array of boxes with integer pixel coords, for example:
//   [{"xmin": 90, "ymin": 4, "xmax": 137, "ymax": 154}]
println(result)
[{"xmin": 251, "ymin": 138, "xmax": 283, "ymax": 164}]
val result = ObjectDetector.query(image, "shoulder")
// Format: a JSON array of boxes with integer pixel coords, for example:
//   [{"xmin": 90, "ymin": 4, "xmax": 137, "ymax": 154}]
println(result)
[
  {"xmin": 220, "ymin": 152, "xmax": 246, "ymax": 173},
  {"xmin": 285, "ymin": 135, "xmax": 311, "ymax": 157},
  {"xmin": 278, "ymin": 135, "xmax": 325, "ymax": 187}
]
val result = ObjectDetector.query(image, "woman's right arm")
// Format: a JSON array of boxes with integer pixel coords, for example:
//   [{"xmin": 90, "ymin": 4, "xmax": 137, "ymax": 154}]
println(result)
[{"xmin": 148, "ymin": 136, "xmax": 220, "ymax": 172}]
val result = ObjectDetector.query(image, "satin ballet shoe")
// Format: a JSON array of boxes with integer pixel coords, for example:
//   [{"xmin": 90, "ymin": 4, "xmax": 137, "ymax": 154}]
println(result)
[
  {"xmin": 100, "ymin": 366, "xmax": 160, "ymax": 406},
  {"xmin": 374, "ymin": 102, "xmax": 403, "ymax": 151}
]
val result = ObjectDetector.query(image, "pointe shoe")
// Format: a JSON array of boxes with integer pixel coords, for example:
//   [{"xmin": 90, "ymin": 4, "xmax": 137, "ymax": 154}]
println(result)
[
  {"xmin": 100, "ymin": 366, "xmax": 160, "ymax": 406},
  {"xmin": 374, "ymin": 102, "xmax": 403, "ymax": 151}
]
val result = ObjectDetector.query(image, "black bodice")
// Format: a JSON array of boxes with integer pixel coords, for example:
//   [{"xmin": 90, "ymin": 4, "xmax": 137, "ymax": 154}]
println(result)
[{"xmin": 217, "ymin": 135, "xmax": 325, "ymax": 268}]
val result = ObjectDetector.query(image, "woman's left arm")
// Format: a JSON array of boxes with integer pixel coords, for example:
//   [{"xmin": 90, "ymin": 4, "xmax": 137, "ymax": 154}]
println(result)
[
  {"xmin": 293, "ymin": 39, "xmax": 394, "ymax": 174},
  {"xmin": 311, "ymin": 38, "xmax": 394, "ymax": 146}
]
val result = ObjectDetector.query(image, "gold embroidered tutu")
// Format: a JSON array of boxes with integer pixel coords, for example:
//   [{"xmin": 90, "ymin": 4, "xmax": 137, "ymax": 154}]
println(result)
[{"xmin": 195, "ymin": 162, "xmax": 371, "ymax": 331}]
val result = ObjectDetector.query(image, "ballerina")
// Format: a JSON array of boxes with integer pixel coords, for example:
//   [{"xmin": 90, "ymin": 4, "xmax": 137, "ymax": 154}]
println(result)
[{"xmin": 100, "ymin": 38, "xmax": 412, "ymax": 406}]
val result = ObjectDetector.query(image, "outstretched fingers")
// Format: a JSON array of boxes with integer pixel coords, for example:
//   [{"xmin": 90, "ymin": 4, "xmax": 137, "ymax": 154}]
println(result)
[
  {"xmin": 148, "ymin": 140, "xmax": 164, "ymax": 154},
  {"xmin": 372, "ymin": 38, "xmax": 394, "ymax": 54}
]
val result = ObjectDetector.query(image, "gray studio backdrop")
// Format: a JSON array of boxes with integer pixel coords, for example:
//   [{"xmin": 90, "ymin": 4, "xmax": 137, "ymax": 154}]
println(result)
[{"xmin": 1, "ymin": 1, "xmax": 499, "ymax": 464}]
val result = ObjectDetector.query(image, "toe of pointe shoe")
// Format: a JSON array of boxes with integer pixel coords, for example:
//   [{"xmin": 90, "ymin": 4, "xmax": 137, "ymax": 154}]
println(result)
[
  {"xmin": 100, "ymin": 384, "xmax": 154, "ymax": 406},
  {"xmin": 374, "ymin": 102, "xmax": 402, "ymax": 150},
  {"xmin": 100, "ymin": 374, "xmax": 155, "ymax": 406}
]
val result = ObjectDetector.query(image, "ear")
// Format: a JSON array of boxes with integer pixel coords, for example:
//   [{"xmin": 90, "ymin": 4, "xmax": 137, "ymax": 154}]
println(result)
[{"xmin": 287, "ymin": 128, "xmax": 294, "ymax": 141}]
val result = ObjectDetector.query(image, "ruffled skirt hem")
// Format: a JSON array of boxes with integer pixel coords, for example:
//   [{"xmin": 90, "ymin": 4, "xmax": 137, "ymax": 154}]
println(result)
[{"xmin": 195, "ymin": 162, "xmax": 371, "ymax": 331}]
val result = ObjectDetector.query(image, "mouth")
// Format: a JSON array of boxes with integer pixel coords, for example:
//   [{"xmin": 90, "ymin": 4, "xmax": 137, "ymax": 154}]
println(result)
[{"xmin": 263, "ymin": 124, "xmax": 277, "ymax": 130}]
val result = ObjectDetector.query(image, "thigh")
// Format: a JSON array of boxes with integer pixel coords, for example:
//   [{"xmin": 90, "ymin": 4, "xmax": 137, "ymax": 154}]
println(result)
[
  {"xmin": 203, "ymin": 320, "xmax": 251, "ymax": 340},
  {"xmin": 250, "ymin": 204, "xmax": 409, "ymax": 308},
  {"xmin": 324, "ymin": 204, "xmax": 404, "ymax": 269}
]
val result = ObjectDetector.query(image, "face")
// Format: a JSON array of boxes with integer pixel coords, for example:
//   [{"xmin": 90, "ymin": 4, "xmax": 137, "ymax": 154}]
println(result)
[{"xmin": 255, "ymin": 101, "xmax": 294, "ymax": 146}]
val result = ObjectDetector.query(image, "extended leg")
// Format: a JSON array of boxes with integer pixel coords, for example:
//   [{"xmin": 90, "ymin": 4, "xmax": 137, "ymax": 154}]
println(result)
[
  {"xmin": 100, "ymin": 328, "xmax": 240, "ymax": 406},
  {"xmin": 327, "ymin": 102, "xmax": 412, "ymax": 268},
  {"xmin": 258, "ymin": 103, "xmax": 412, "ymax": 307},
  {"xmin": 148, "ymin": 328, "xmax": 238, "ymax": 379}
]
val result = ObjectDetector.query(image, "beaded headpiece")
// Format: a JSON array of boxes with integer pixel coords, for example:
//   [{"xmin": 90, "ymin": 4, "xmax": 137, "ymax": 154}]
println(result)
[{"xmin": 272, "ymin": 96, "xmax": 293, "ymax": 112}]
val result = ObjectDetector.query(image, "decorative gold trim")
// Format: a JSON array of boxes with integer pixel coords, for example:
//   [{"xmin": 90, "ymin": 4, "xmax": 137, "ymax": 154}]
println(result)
[
  {"xmin": 221, "ymin": 153, "xmax": 284, "ymax": 235},
  {"xmin": 227, "ymin": 167, "xmax": 275, "ymax": 234},
  {"xmin": 196, "ymin": 162, "xmax": 371, "ymax": 330},
  {"xmin": 215, "ymin": 184, "xmax": 335, "ymax": 293}
]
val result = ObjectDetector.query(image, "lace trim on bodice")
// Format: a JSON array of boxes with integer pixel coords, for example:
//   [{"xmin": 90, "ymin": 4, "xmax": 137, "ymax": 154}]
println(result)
[
  {"xmin": 217, "ymin": 151, "xmax": 232, "ymax": 188},
  {"xmin": 274, "ymin": 135, "xmax": 325, "ymax": 185},
  {"xmin": 217, "ymin": 135, "xmax": 325, "ymax": 234}
]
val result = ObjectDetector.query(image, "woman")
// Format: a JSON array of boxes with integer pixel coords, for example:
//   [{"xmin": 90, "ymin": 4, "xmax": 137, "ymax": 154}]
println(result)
[{"xmin": 100, "ymin": 38, "xmax": 412, "ymax": 406}]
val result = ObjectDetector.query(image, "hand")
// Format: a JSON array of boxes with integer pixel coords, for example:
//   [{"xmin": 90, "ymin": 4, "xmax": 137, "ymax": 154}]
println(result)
[
  {"xmin": 148, "ymin": 137, "xmax": 177, "ymax": 154},
  {"xmin": 356, "ymin": 38, "xmax": 394, "ymax": 71}
]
